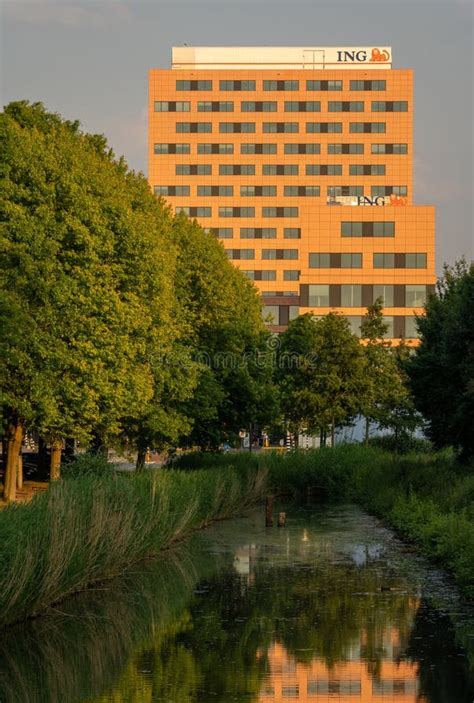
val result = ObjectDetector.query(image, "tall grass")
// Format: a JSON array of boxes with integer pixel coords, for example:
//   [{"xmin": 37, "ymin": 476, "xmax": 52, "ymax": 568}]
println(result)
[
  {"xmin": 0, "ymin": 461, "xmax": 267, "ymax": 627},
  {"xmin": 0, "ymin": 444, "xmax": 472, "ymax": 627}
]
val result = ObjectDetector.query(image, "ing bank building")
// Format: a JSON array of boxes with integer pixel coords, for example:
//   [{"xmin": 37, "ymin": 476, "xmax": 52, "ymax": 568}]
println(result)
[{"xmin": 148, "ymin": 46, "xmax": 435, "ymax": 340}]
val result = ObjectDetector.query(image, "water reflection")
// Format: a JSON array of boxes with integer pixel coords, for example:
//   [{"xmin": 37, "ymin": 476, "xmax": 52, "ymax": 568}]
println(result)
[{"xmin": 0, "ymin": 506, "xmax": 472, "ymax": 703}]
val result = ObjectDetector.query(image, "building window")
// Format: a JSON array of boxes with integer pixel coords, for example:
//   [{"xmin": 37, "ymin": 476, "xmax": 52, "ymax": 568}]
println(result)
[
  {"xmin": 263, "ymin": 122, "xmax": 299, "ymax": 133},
  {"xmin": 220, "ymin": 80, "xmax": 256, "ymax": 91},
  {"xmin": 374, "ymin": 284, "xmax": 394, "ymax": 307},
  {"xmin": 219, "ymin": 122, "xmax": 255, "ymax": 133},
  {"xmin": 406, "ymin": 285, "xmax": 427, "ymax": 307},
  {"xmin": 309, "ymin": 253, "xmax": 330, "ymax": 268},
  {"xmin": 154, "ymin": 185, "xmax": 190, "ymax": 196},
  {"xmin": 219, "ymin": 207, "xmax": 255, "ymax": 217},
  {"xmin": 225, "ymin": 249, "xmax": 255, "ymax": 260},
  {"xmin": 346, "ymin": 316, "xmax": 362, "ymax": 336},
  {"xmin": 341, "ymin": 253, "xmax": 362, "ymax": 268},
  {"xmin": 341, "ymin": 222, "xmax": 394, "ymax": 237},
  {"xmin": 176, "ymin": 122, "xmax": 212, "ymax": 133},
  {"xmin": 350, "ymin": 80, "xmax": 386, "ymax": 91},
  {"xmin": 306, "ymin": 122, "xmax": 342, "ymax": 133},
  {"xmin": 262, "ymin": 207, "xmax": 298, "ymax": 217},
  {"xmin": 284, "ymin": 186, "xmax": 320, "ymax": 196},
  {"xmin": 373, "ymin": 253, "xmax": 395, "ymax": 268},
  {"xmin": 154, "ymin": 143, "xmax": 190, "ymax": 154},
  {"xmin": 284, "ymin": 270, "xmax": 300, "ymax": 281},
  {"xmin": 371, "ymin": 185, "xmax": 408, "ymax": 196},
  {"xmin": 405, "ymin": 253, "xmax": 427, "ymax": 268},
  {"xmin": 263, "ymin": 79, "xmax": 299, "ymax": 91},
  {"xmin": 197, "ymin": 101, "xmax": 234, "ymax": 112},
  {"xmin": 372, "ymin": 101, "xmax": 408, "ymax": 112},
  {"xmin": 219, "ymin": 164, "xmax": 255, "ymax": 175},
  {"xmin": 176, "ymin": 80, "xmax": 212, "ymax": 91},
  {"xmin": 307, "ymin": 80, "xmax": 342, "ymax": 91},
  {"xmin": 211, "ymin": 228, "xmax": 233, "ymax": 238},
  {"xmin": 176, "ymin": 206, "xmax": 211, "ymax": 217},
  {"xmin": 197, "ymin": 143, "xmax": 234, "ymax": 154},
  {"xmin": 341, "ymin": 284, "xmax": 362, "ymax": 307},
  {"xmin": 240, "ymin": 228, "xmax": 276, "ymax": 238},
  {"xmin": 383, "ymin": 316, "xmax": 395, "ymax": 338},
  {"xmin": 154, "ymin": 101, "xmax": 190, "ymax": 112},
  {"xmin": 371, "ymin": 143, "xmax": 408, "ymax": 154},
  {"xmin": 263, "ymin": 164, "xmax": 299, "ymax": 175},
  {"xmin": 308, "ymin": 284, "xmax": 330, "ymax": 306},
  {"xmin": 328, "ymin": 143, "xmax": 364, "ymax": 154},
  {"xmin": 262, "ymin": 305, "xmax": 279, "ymax": 323},
  {"xmin": 284, "ymin": 143, "xmax": 320, "ymax": 154},
  {"xmin": 197, "ymin": 185, "xmax": 233, "ymax": 196},
  {"xmin": 306, "ymin": 164, "xmax": 342, "ymax": 175},
  {"xmin": 262, "ymin": 249, "xmax": 298, "ymax": 260},
  {"xmin": 350, "ymin": 122, "xmax": 386, "ymax": 133},
  {"xmin": 176, "ymin": 164, "xmax": 212, "ymax": 175},
  {"xmin": 349, "ymin": 164, "xmax": 386, "ymax": 175},
  {"xmin": 328, "ymin": 101, "xmax": 364, "ymax": 112},
  {"xmin": 328, "ymin": 186, "xmax": 363, "ymax": 197},
  {"xmin": 241, "ymin": 143, "xmax": 277, "ymax": 154},
  {"xmin": 240, "ymin": 185, "xmax": 276, "ymax": 197},
  {"xmin": 241, "ymin": 101, "xmax": 277, "ymax": 112},
  {"xmin": 284, "ymin": 228, "xmax": 301, "ymax": 238},
  {"xmin": 405, "ymin": 316, "xmax": 419, "ymax": 339},
  {"xmin": 284, "ymin": 101, "xmax": 321, "ymax": 112}
]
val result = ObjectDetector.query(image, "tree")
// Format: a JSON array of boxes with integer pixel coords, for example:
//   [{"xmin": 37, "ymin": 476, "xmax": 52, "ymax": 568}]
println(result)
[
  {"xmin": 407, "ymin": 260, "xmax": 474, "ymax": 461},
  {"xmin": 278, "ymin": 313, "xmax": 369, "ymax": 446},
  {"xmin": 0, "ymin": 102, "xmax": 178, "ymax": 494},
  {"xmin": 360, "ymin": 299, "xmax": 420, "ymax": 447},
  {"xmin": 169, "ymin": 215, "xmax": 278, "ymax": 450}
]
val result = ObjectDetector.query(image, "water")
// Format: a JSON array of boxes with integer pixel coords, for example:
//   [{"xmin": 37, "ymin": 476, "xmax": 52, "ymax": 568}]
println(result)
[{"xmin": 0, "ymin": 504, "xmax": 473, "ymax": 703}]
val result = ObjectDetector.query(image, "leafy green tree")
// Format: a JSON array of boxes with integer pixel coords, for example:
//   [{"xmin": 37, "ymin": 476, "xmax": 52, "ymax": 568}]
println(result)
[
  {"xmin": 407, "ymin": 260, "xmax": 474, "ymax": 461},
  {"xmin": 170, "ymin": 215, "xmax": 278, "ymax": 450},
  {"xmin": 360, "ymin": 299, "xmax": 420, "ymax": 447},
  {"xmin": 0, "ymin": 102, "xmax": 178, "ymax": 493},
  {"xmin": 278, "ymin": 313, "xmax": 369, "ymax": 446}
]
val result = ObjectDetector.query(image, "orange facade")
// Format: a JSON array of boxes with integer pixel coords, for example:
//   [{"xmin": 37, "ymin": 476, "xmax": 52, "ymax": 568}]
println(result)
[{"xmin": 148, "ymin": 49, "xmax": 435, "ymax": 338}]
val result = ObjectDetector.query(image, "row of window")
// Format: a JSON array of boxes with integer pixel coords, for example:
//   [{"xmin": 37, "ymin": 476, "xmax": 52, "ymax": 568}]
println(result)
[
  {"xmin": 172, "ymin": 163, "xmax": 388, "ymax": 175},
  {"xmin": 175, "ymin": 79, "xmax": 389, "ymax": 91},
  {"xmin": 174, "ymin": 121, "xmax": 391, "ymax": 133},
  {"xmin": 162, "ymin": 185, "xmax": 407, "ymax": 202},
  {"xmin": 176, "ymin": 206, "xmax": 301, "ymax": 217},
  {"xmin": 155, "ymin": 100, "xmax": 407, "ymax": 112},
  {"xmin": 154, "ymin": 142, "xmax": 408, "ymax": 155},
  {"xmin": 306, "ymin": 283, "xmax": 429, "ymax": 307},
  {"xmin": 226, "ymin": 249, "xmax": 299, "ymax": 260},
  {"xmin": 207, "ymin": 228, "xmax": 301, "ymax": 239},
  {"xmin": 309, "ymin": 252, "xmax": 427, "ymax": 268},
  {"xmin": 244, "ymin": 270, "xmax": 300, "ymax": 281}
]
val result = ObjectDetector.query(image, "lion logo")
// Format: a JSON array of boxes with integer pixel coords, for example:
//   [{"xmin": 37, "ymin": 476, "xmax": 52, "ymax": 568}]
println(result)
[
  {"xmin": 370, "ymin": 48, "xmax": 390, "ymax": 62},
  {"xmin": 389, "ymin": 194, "xmax": 407, "ymax": 206}
]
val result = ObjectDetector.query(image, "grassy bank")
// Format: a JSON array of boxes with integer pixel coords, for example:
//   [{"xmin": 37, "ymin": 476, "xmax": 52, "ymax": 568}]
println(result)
[
  {"xmin": 172, "ymin": 446, "xmax": 474, "ymax": 599},
  {"xmin": 0, "ymin": 458, "xmax": 267, "ymax": 627},
  {"xmin": 0, "ymin": 445, "xmax": 472, "ymax": 627}
]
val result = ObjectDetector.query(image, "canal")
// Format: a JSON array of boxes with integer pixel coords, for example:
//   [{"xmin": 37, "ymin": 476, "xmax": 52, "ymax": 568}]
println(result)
[{"xmin": 0, "ymin": 504, "xmax": 473, "ymax": 702}]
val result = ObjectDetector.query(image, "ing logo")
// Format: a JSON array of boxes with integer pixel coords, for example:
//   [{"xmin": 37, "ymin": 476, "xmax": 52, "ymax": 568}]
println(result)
[{"xmin": 370, "ymin": 48, "xmax": 391, "ymax": 62}]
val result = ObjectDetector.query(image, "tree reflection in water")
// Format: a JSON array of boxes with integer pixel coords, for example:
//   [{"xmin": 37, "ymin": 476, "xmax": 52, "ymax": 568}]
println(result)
[{"xmin": 0, "ymin": 506, "xmax": 472, "ymax": 703}]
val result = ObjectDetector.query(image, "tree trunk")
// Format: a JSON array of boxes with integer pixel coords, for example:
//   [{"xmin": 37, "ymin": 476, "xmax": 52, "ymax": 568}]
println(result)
[
  {"xmin": 136, "ymin": 445, "xmax": 147, "ymax": 471},
  {"xmin": 320, "ymin": 428, "xmax": 326, "ymax": 448},
  {"xmin": 331, "ymin": 417, "xmax": 335, "ymax": 448},
  {"xmin": 17, "ymin": 451, "xmax": 23, "ymax": 491},
  {"xmin": 3, "ymin": 421, "xmax": 23, "ymax": 502},
  {"xmin": 50, "ymin": 441, "xmax": 62, "ymax": 481},
  {"xmin": 90, "ymin": 432, "xmax": 108, "ymax": 459},
  {"xmin": 365, "ymin": 417, "xmax": 370, "ymax": 445}
]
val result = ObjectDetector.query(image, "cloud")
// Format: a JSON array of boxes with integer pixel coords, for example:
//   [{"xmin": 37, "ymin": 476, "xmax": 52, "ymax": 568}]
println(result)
[{"xmin": 3, "ymin": 0, "xmax": 133, "ymax": 28}]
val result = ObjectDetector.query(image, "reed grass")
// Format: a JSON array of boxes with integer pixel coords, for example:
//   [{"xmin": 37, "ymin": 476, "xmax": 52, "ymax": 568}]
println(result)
[{"xmin": 0, "ymin": 444, "xmax": 472, "ymax": 627}]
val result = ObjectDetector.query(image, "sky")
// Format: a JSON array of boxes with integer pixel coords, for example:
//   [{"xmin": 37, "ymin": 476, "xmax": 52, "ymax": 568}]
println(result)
[{"xmin": 1, "ymin": 0, "xmax": 473, "ymax": 271}]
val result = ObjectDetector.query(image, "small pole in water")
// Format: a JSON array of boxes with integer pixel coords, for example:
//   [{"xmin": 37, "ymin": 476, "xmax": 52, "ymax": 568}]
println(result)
[
  {"xmin": 278, "ymin": 511, "xmax": 286, "ymax": 527},
  {"xmin": 265, "ymin": 496, "xmax": 274, "ymax": 527}
]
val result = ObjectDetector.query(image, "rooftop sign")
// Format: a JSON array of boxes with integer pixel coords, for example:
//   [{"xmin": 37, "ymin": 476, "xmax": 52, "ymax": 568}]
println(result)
[{"xmin": 171, "ymin": 47, "xmax": 392, "ymax": 70}]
